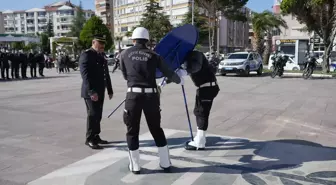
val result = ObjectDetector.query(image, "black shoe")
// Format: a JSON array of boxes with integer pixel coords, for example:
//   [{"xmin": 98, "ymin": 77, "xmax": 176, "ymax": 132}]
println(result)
[
  {"xmin": 85, "ymin": 141, "xmax": 103, "ymax": 149},
  {"xmin": 95, "ymin": 135, "xmax": 108, "ymax": 144},
  {"xmin": 132, "ymin": 170, "xmax": 140, "ymax": 174},
  {"xmin": 160, "ymin": 165, "xmax": 171, "ymax": 173},
  {"xmin": 129, "ymin": 165, "xmax": 140, "ymax": 175},
  {"xmin": 184, "ymin": 141, "xmax": 205, "ymax": 151}
]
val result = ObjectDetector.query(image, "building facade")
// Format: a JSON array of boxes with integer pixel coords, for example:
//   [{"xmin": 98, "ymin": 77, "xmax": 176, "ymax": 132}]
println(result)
[
  {"xmin": 218, "ymin": 7, "xmax": 250, "ymax": 53},
  {"xmin": 2, "ymin": 1, "xmax": 94, "ymax": 37},
  {"xmin": 113, "ymin": 0, "xmax": 191, "ymax": 37},
  {"xmin": 95, "ymin": 0, "xmax": 114, "ymax": 37},
  {"xmin": 272, "ymin": 0, "xmax": 336, "ymax": 62},
  {"xmin": 272, "ymin": 0, "xmax": 311, "ymax": 64}
]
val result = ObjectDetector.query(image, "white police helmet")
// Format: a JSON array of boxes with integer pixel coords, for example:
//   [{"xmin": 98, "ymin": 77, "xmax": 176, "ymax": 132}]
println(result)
[{"xmin": 131, "ymin": 27, "xmax": 149, "ymax": 40}]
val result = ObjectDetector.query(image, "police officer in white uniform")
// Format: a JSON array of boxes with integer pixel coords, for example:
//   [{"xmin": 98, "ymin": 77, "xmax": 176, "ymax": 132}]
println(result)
[{"xmin": 120, "ymin": 27, "xmax": 182, "ymax": 174}]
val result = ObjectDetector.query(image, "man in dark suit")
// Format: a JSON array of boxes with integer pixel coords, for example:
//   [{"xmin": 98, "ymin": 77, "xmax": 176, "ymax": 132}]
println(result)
[
  {"xmin": 79, "ymin": 34, "xmax": 114, "ymax": 149},
  {"xmin": 29, "ymin": 52, "xmax": 37, "ymax": 78},
  {"xmin": 36, "ymin": 51, "xmax": 45, "ymax": 77},
  {"xmin": 20, "ymin": 50, "xmax": 28, "ymax": 79},
  {"xmin": 0, "ymin": 50, "xmax": 10, "ymax": 80}
]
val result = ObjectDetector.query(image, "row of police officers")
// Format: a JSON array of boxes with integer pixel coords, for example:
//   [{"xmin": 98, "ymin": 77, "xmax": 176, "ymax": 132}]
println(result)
[
  {"xmin": 0, "ymin": 49, "xmax": 45, "ymax": 80},
  {"xmin": 79, "ymin": 28, "xmax": 219, "ymax": 175}
]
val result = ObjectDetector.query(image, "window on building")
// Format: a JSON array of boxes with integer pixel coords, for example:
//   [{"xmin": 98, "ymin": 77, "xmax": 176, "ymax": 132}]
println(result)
[
  {"xmin": 26, "ymin": 13, "xmax": 34, "ymax": 17},
  {"xmin": 38, "ymin": 12, "xmax": 46, "ymax": 16},
  {"xmin": 121, "ymin": 26, "xmax": 128, "ymax": 32},
  {"xmin": 271, "ymin": 28, "xmax": 281, "ymax": 36}
]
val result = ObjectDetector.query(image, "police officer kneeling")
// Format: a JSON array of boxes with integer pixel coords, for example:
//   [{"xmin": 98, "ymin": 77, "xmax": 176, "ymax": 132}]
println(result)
[
  {"xmin": 120, "ymin": 27, "xmax": 181, "ymax": 174},
  {"xmin": 183, "ymin": 50, "xmax": 220, "ymax": 150}
]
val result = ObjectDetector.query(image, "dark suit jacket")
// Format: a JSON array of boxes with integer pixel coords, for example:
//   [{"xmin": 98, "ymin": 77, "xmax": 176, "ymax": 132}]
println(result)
[{"xmin": 79, "ymin": 48, "xmax": 113, "ymax": 99}]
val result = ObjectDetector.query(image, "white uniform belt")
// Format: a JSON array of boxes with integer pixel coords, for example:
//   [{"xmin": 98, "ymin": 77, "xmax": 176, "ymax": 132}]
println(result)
[
  {"xmin": 199, "ymin": 81, "xmax": 217, "ymax": 88},
  {"xmin": 127, "ymin": 87, "xmax": 157, "ymax": 93}
]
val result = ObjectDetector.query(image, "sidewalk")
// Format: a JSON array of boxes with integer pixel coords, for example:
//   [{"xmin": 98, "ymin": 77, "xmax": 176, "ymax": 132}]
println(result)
[{"xmin": 283, "ymin": 72, "xmax": 335, "ymax": 78}]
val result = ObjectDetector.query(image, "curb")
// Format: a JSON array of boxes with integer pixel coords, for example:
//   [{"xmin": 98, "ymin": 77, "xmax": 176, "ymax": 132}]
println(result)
[{"xmin": 283, "ymin": 72, "xmax": 335, "ymax": 78}]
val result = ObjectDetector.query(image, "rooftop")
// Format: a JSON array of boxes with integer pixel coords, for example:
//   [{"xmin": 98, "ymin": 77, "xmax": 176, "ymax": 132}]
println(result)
[
  {"xmin": 1, "ymin": 1, "xmax": 93, "ymax": 13},
  {"xmin": 46, "ymin": 1, "xmax": 70, "ymax": 7}
]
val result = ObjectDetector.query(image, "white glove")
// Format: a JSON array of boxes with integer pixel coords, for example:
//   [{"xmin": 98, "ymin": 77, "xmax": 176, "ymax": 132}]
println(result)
[{"xmin": 176, "ymin": 69, "xmax": 188, "ymax": 77}]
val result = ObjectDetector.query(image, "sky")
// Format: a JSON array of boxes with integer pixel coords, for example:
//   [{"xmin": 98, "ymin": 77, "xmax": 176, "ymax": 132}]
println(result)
[{"xmin": 0, "ymin": 0, "xmax": 274, "ymax": 13}]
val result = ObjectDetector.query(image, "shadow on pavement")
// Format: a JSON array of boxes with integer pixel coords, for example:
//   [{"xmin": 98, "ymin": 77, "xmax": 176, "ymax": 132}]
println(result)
[{"xmin": 101, "ymin": 136, "xmax": 336, "ymax": 185}]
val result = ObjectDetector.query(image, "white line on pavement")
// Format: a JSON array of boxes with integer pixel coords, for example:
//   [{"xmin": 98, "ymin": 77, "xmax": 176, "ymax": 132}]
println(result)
[
  {"xmin": 170, "ymin": 168, "xmax": 205, "ymax": 185},
  {"xmin": 27, "ymin": 149, "xmax": 127, "ymax": 185}
]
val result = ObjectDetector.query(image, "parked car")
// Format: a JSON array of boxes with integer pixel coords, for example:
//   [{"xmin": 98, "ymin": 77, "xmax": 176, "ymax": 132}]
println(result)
[
  {"xmin": 268, "ymin": 54, "xmax": 300, "ymax": 71},
  {"xmin": 218, "ymin": 52, "xmax": 263, "ymax": 76},
  {"xmin": 105, "ymin": 54, "xmax": 115, "ymax": 66},
  {"xmin": 310, "ymin": 51, "xmax": 336, "ymax": 64}
]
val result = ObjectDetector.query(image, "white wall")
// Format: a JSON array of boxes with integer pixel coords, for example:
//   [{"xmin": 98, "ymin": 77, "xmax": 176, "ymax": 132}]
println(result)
[{"xmin": 279, "ymin": 15, "xmax": 309, "ymax": 37}]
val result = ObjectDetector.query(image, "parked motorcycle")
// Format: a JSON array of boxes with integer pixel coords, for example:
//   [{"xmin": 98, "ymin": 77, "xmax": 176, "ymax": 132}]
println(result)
[
  {"xmin": 302, "ymin": 52, "xmax": 317, "ymax": 79},
  {"xmin": 68, "ymin": 59, "xmax": 79, "ymax": 71},
  {"xmin": 271, "ymin": 52, "xmax": 288, "ymax": 78}
]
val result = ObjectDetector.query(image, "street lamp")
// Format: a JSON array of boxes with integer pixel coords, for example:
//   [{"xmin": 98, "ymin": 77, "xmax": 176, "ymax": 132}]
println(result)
[{"xmin": 191, "ymin": 0, "xmax": 194, "ymax": 25}]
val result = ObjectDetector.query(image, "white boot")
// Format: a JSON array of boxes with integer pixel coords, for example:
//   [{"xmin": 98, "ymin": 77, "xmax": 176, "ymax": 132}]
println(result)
[
  {"xmin": 128, "ymin": 150, "xmax": 140, "ymax": 174},
  {"xmin": 185, "ymin": 129, "xmax": 206, "ymax": 150},
  {"xmin": 158, "ymin": 145, "xmax": 171, "ymax": 172}
]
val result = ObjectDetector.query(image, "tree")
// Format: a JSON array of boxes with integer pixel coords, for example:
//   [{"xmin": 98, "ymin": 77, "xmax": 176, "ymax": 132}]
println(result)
[
  {"xmin": 181, "ymin": 6, "xmax": 209, "ymax": 44},
  {"xmin": 79, "ymin": 16, "xmax": 113, "ymax": 50},
  {"xmin": 39, "ymin": 21, "xmax": 54, "ymax": 54},
  {"xmin": 115, "ymin": 35, "xmax": 123, "ymax": 50},
  {"xmin": 251, "ymin": 11, "xmax": 287, "ymax": 64},
  {"xmin": 195, "ymin": 0, "xmax": 248, "ymax": 53},
  {"xmin": 11, "ymin": 42, "xmax": 24, "ymax": 50},
  {"xmin": 281, "ymin": 0, "xmax": 336, "ymax": 72},
  {"xmin": 26, "ymin": 42, "xmax": 39, "ymax": 51},
  {"xmin": 46, "ymin": 21, "xmax": 54, "ymax": 37},
  {"xmin": 139, "ymin": 0, "xmax": 173, "ymax": 44},
  {"xmin": 68, "ymin": 1, "xmax": 86, "ymax": 38},
  {"xmin": 125, "ymin": 29, "xmax": 133, "ymax": 37},
  {"xmin": 40, "ymin": 33, "xmax": 49, "ymax": 53}
]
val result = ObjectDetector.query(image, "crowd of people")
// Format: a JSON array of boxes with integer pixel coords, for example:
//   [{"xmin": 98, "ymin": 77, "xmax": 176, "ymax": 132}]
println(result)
[
  {"xmin": 55, "ymin": 51, "xmax": 76, "ymax": 73},
  {"xmin": 0, "ymin": 49, "xmax": 52, "ymax": 80},
  {"xmin": 0, "ymin": 48, "xmax": 78, "ymax": 80}
]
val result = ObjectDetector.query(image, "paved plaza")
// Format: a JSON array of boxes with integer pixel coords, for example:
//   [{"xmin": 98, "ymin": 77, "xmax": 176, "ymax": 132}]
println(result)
[{"xmin": 0, "ymin": 68, "xmax": 336, "ymax": 185}]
